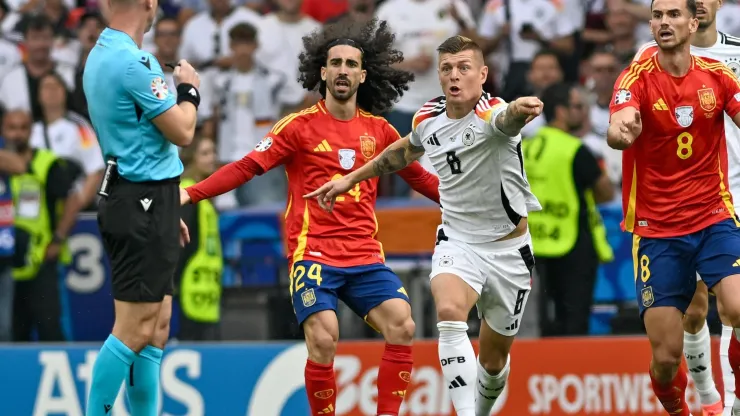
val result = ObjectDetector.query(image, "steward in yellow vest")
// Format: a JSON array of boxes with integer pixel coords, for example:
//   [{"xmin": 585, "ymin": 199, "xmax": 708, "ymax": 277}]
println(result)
[
  {"xmin": 6, "ymin": 109, "xmax": 81, "ymax": 341},
  {"xmin": 522, "ymin": 84, "xmax": 615, "ymax": 336},
  {"xmin": 176, "ymin": 177, "xmax": 223, "ymax": 340}
]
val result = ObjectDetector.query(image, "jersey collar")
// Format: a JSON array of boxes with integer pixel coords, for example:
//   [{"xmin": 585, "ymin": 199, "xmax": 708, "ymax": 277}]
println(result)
[{"xmin": 100, "ymin": 27, "xmax": 138, "ymax": 49}]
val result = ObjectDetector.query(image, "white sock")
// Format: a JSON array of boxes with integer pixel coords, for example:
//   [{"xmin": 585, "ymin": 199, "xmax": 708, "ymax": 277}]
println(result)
[
  {"xmin": 721, "ymin": 325, "xmax": 735, "ymax": 411},
  {"xmin": 438, "ymin": 321, "xmax": 476, "ymax": 416},
  {"xmin": 475, "ymin": 355, "xmax": 510, "ymax": 416},
  {"xmin": 684, "ymin": 322, "xmax": 721, "ymax": 405}
]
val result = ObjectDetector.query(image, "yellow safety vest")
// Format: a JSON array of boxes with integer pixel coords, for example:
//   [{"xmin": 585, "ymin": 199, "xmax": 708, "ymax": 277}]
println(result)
[
  {"xmin": 179, "ymin": 178, "xmax": 223, "ymax": 322},
  {"xmin": 522, "ymin": 127, "xmax": 614, "ymax": 262},
  {"xmin": 10, "ymin": 149, "xmax": 70, "ymax": 280}
]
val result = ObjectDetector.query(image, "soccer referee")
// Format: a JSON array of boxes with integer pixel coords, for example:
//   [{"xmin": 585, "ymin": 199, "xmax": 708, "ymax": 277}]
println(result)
[{"xmin": 82, "ymin": 0, "xmax": 200, "ymax": 414}]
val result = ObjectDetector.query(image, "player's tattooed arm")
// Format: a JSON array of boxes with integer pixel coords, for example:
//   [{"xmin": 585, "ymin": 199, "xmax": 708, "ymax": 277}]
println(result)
[
  {"xmin": 371, "ymin": 136, "xmax": 425, "ymax": 176},
  {"xmin": 494, "ymin": 104, "xmax": 525, "ymax": 136}
]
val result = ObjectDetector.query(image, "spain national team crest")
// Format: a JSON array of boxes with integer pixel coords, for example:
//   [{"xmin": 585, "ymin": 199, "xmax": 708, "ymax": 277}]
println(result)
[
  {"xmin": 301, "ymin": 288, "xmax": 316, "ymax": 307},
  {"xmin": 338, "ymin": 149, "xmax": 356, "ymax": 170},
  {"xmin": 675, "ymin": 106, "xmax": 694, "ymax": 128},
  {"xmin": 697, "ymin": 88, "xmax": 717, "ymax": 112},
  {"xmin": 641, "ymin": 286, "xmax": 654, "ymax": 307},
  {"xmin": 360, "ymin": 135, "xmax": 376, "ymax": 158}
]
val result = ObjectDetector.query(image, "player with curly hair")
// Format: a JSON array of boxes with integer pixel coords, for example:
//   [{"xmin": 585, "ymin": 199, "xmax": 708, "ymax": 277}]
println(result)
[{"xmin": 181, "ymin": 18, "xmax": 440, "ymax": 415}]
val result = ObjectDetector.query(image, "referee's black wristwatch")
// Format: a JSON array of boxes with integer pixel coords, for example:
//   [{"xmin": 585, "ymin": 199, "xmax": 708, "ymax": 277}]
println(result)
[{"xmin": 176, "ymin": 83, "xmax": 201, "ymax": 110}]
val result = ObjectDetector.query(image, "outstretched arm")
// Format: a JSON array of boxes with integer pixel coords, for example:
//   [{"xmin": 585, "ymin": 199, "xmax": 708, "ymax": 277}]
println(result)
[
  {"xmin": 304, "ymin": 135, "xmax": 426, "ymax": 211},
  {"xmin": 493, "ymin": 97, "xmax": 543, "ymax": 137}
]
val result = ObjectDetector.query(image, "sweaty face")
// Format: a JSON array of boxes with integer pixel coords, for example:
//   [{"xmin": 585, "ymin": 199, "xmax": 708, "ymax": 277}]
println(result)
[
  {"xmin": 696, "ymin": 0, "xmax": 721, "ymax": 30},
  {"xmin": 437, "ymin": 49, "xmax": 487, "ymax": 104},
  {"xmin": 321, "ymin": 45, "xmax": 366, "ymax": 103},
  {"xmin": 650, "ymin": 0, "xmax": 699, "ymax": 50},
  {"xmin": 2, "ymin": 112, "xmax": 32, "ymax": 151}
]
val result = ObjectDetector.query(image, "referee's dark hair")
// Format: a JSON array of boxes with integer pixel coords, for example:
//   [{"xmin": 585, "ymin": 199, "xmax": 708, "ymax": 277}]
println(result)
[
  {"xmin": 650, "ymin": 0, "xmax": 697, "ymax": 16},
  {"xmin": 298, "ymin": 17, "xmax": 414, "ymax": 114},
  {"xmin": 541, "ymin": 83, "xmax": 574, "ymax": 123}
]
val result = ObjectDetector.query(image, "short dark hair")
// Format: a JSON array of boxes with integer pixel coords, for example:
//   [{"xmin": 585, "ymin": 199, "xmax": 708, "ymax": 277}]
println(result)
[
  {"xmin": 79, "ymin": 11, "xmax": 104, "ymax": 28},
  {"xmin": 650, "ymin": 0, "xmax": 697, "ymax": 17},
  {"xmin": 541, "ymin": 83, "xmax": 574, "ymax": 123},
  {"xmin": 155, "ymin": 16, "xmax": 180, "ymax": 34},
  {"xmin": 23, "ymin": 15, "xmax": 53, "ymax": 36},
  {"xmin": 436, "ymin": 35, "xmax": 483, "ymax": 57},
  {"xmin": 229, "ymin": 23, "xmax": 257, "ymax": 43}
]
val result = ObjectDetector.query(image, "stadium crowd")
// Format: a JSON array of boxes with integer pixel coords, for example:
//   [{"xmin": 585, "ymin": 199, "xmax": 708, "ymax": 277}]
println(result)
[{"xmin": 0, "ymin": 0, "xmax": 739, "ymax": 344}]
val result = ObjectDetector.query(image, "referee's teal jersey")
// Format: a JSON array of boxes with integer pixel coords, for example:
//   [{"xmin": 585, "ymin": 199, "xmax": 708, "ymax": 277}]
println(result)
[{"xmin": 83, "ymin": 28, "xmax": 183, "ymax": 182}]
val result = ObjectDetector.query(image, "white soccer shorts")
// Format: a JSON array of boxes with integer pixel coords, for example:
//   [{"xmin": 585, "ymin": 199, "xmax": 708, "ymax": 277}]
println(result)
[{"xmin": 430, "ymin": 228, "xmax": 534, "ymax": 336}]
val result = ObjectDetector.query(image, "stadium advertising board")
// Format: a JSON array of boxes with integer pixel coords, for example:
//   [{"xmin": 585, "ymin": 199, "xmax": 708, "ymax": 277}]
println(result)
[{"xmin": 0, "ymin": 338, "xmax": 720, "ymax": 415}]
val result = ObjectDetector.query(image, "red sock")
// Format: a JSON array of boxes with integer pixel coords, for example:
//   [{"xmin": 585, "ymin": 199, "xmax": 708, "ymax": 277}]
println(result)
[
  {"xmin": 376, "ymin": 344, "xmax": 413, "ymax": 416},
  {"xmin": 305, "ymin": 360, "xmax": 336, "ymax": 415},
  {"xmin": 729, "ymin": 331, "xmax": 740, "ymax": 400},
  {"xmin": 649, "ymin": 365, "xmax": 690, "ymax": 416}
]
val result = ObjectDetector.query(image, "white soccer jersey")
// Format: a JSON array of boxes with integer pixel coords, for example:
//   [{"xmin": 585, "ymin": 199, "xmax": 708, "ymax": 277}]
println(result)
[
  {"xmin": 634, "ymin": 32, "xmax": 740, "ymax": 201},
  {"xmin": 410, "ymin": 93, "xmax": 542, "ymax": 243}
]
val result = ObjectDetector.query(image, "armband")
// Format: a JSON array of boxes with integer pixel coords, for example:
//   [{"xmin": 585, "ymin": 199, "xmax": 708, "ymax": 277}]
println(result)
[{"xmin": 176, "ymin": 83, "xmax": 200, "ymax": 109}]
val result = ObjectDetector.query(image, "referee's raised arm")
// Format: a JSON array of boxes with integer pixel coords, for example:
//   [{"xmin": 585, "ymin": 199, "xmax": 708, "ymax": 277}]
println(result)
[{"xmin": 81, "ymin": 1, "xmax": 200, "ymax": 414}]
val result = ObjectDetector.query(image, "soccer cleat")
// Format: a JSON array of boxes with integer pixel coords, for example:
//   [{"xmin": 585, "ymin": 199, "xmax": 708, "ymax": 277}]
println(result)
[{"xmin": 701, "ymin": 400, "xmax": 723, "ymax": 415}]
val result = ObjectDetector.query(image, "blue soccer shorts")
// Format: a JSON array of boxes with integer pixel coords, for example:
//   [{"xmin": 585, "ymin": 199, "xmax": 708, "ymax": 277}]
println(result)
[
  {"xmin": 290, "ymin": 260, "xmax": 409, "ymax": 326},
  {"xmin": 634, "ymin": 218, "xmax": 740, "ymax": 317}
]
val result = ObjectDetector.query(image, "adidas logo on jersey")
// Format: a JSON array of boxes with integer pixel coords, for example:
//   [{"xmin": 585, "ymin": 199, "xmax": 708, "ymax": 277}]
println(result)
[
  {"xmin": 653, "ymin": 98, "xmax": 668, "ymax": 111},
  {"xmin": 505, "ymin": 320, "xmax": 519, "ymax": 331},
  {"xmin": 313, "ymin": 140, "xmax": 333, "ymax": 152},
  {"xmin": 733, "ymin": 259, "xmax": 740, "ymax": 267},
  {"xmin": 426, "ymin": 133, "xmax": 441, "ymax": 146},
  {"xmin": 318, "ymin": 404, "xmax": 334, "ymax": 414},
  {"xmin": 448, "ymin": 376, "xmax": 467, "ymax": 389}
]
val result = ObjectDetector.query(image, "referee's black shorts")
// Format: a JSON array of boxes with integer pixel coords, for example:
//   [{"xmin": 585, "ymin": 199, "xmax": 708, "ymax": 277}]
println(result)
[{"xmin": 98, "ymin": 176, "xmax": 180, "ymax": 302}]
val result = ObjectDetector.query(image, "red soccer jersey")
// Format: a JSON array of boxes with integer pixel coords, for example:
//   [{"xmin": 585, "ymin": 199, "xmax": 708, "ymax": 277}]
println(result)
[
  {"xmin": 610, "ymin": 55, "xmax": 740, "ymax": 238},
  {"xmin": 248, "ymin": 100, "xmax": 439, "ymax": 268}
]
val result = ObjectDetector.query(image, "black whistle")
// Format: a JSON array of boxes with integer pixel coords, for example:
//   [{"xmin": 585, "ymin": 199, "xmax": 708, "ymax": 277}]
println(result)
[{"xmin": 165, "ymin": 62, "xmax": 180, "ymax": 70}]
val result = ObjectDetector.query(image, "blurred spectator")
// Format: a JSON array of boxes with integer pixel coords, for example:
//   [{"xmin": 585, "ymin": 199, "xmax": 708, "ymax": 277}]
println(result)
[
  {"xmin": 176, "ymin": 136, "xmax": 223, "ymax": 341},
  {"xmin": 178, "ymin": 0, "xmax": 262, "ymax": 70},
  {"xmin": 202, "ymin": 23, "xmax": 287, "ymax": 208},
  {"xmin": 520, "ymin": 49, "xmax": 563, "ymax": 138},
  {"xmin": 153, "ymin": 16, "xmax": 182, "ymax": 92},
  {"xmin": 4, "ymin": 109, "xmax": 77, "ymax": 342},
  {"xmin": 717, "ymin": 0, "xmax": 740, "ymax": 36},
  {"xmin": 177, "ymin": 0, "xmax": 262, "ymax": 24},
  {"xmin": 0, "ymin": 24, "xmax": 21, "ymax": 79},
  {"xmin": 378, "ymin": 0, "xmax": 473, "ymax": 196},
  {"xmin": 327, "ymin": 0, "xmax": 375, "ymax": 24},
  {"xmin": 0, "ymin": 0, "xmax": 21, "ymax": 38},
  {"xmin": 603, "ymin": 7, "xmax": 639, "ymax": 68},
  {"xmin": 30, "ymin": 72, "xmax": 103, "ymax": 211},
  {"xmin": 300, "ymin": 0, "xmax": 346, "ymax": 23},
  {"xmin": 586, "ymin": 48, "xmax": 619, "ymax": 139},
  {"xmin": 477, "ymin": 0, "xmax": 578, "ymax": 101},
  {"xmin": 256, "ymin": 0, "xmax": 319, "ymax": 113},
  {"xmin": 605, "ymin": 0, "xmax": 652, "ymax": 44},
  {"xmin": 0, "ymin": 15, "xmax": 75, "ymax": 121},
  {"xmin": 523, "ymin": 83, "xmax": 614, "ymax": 337},
  {"xmin": 69, "ymin": 11, "xmax": 105, "ymax": 119}
]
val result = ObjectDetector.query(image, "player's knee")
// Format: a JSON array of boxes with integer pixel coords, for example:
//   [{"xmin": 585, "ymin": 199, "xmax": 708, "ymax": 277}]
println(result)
[
  {"xmin": 652, "ymin": 343, "xmax": 683, "ymax": 374},
  {"xmin": 436, "ymin": 302, "xmax": 469, "ymax": 322},
  {"xmin": 479, "ymin": 351, "xmax": 507, "ymax": 375},
  {"xmin": 383, "ymin": 317, "xmax": 415, "ymax": 345},
  {"xmin": 151, "ymin": 319, "xmax": 170, "ymax": 349},
  {"xmin": 306, "ymin": 329, "xmax": 337, "ymax": 362},
  {"xmin": 683, "ymin": 305, "xmax": 708, "ymax": 334}
]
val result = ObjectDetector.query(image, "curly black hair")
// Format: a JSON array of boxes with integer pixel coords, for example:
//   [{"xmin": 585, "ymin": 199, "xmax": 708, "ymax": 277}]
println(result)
[{"xmin": 297, "ymin": 18, "xmax": 414, "ymax": 114}]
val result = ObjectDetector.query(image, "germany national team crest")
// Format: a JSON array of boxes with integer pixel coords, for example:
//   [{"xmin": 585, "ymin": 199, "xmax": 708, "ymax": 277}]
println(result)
[
  {"xmin": 360, "ymin": 135, "xmax": 376, "ymax": 158},
  {"xmin": 301, "ymin": 288, "xmax": 316, "ymax": 307},
  {"xmin": 675, "ymin": 106, "xmax": 694, "ymax": 128},
  {"xmin": 697, "ymin": 88, "xmax": 717, "ymax": 112},
  {"xmin": 641, "ymin": 286, "xmax": 654, "ymax": 307}
]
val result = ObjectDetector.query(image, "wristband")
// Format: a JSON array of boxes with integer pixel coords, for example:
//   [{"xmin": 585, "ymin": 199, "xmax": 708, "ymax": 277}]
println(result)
[{"xmin": 176, "ymin": 83, "xmax": 200, "ymax": 109}]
